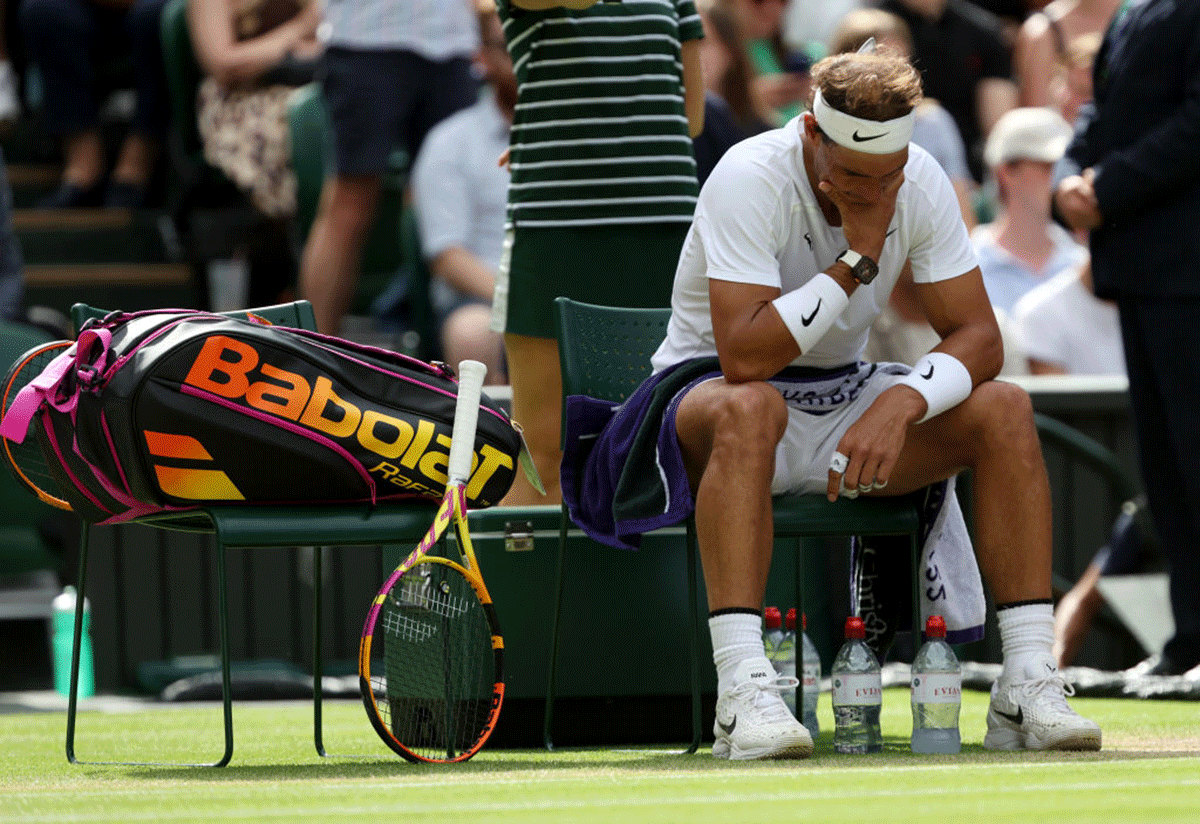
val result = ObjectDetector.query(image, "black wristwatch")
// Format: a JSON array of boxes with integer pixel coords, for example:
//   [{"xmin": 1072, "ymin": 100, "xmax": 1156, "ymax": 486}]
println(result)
[{"xmin": 837, "ymin": 249, "xmax": 879, "ymax": 284}]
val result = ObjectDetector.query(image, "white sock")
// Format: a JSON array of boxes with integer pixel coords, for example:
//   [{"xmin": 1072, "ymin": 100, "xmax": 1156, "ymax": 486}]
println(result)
[
  {"xmin": 709, "ymin": 612, "xmax": 766, "ymax": 695},
  {"xmin": 997, "ymin": 602, "xmax": 1055, "ymax": 679}
]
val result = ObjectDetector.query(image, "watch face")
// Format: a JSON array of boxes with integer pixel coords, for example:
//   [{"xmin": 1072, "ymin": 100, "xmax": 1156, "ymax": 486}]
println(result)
[{"xmin": 854, "ymin": 257, "xmax": 879, "ymax": 284}]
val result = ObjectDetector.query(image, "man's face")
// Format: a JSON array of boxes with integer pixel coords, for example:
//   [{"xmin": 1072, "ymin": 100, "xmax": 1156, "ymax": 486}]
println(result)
[{"xmin": 813, "ymin": 136, "xmax": 908, "ymax": 206}]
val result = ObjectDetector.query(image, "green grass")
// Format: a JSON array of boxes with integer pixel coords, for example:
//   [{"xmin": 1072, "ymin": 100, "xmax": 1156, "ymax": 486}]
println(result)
[{"xmin": 3, "ymin": 688, "xmax": 1199, "ymax": 823}]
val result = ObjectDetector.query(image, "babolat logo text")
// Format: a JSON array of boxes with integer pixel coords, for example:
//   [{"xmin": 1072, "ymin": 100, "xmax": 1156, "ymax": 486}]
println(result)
[{"xmin": 183, "ymin": 335, "xmax": 512, "ymax": 499}]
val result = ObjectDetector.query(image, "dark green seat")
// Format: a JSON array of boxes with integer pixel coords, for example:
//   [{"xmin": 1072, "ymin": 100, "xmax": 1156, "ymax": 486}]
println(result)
[
  {"xmin": 547, "ymin": 297, "xmax": 923, "ymax": 753},
  {"xmin": 57, "ymin": 300, "xmax": 437, "ymax": 766}
]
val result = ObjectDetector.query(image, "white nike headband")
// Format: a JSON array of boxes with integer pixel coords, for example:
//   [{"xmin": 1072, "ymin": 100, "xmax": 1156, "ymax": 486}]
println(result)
[{"xmin": 811, "ymin": 87, "xmax": 915, "ymax": 155}]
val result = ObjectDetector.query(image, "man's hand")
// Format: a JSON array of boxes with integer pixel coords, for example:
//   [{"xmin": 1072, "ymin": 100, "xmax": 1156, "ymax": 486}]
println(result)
[
  {"xmin": 825, "ymin": 385, "xmax": 925, "ymax": 501},
  {"xmin": 817, "ymin": 169, "xmax": 902, "ymax": 262},
  {"xmin": 1054, "ymin": 172, "xmax": 1103, "ymax": 231}
]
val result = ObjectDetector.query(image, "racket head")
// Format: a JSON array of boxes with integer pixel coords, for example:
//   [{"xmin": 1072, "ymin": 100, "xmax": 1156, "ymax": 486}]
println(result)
[
  {"xmin": 359, "ymin": 536, "xmax": 504, "ymax": 763},
  {"xmin": 1, "ymin": 340, "xmax": 73, "ymax": 510}
]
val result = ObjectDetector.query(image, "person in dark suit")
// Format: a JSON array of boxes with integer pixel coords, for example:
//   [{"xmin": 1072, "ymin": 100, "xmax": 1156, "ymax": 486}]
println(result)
[{"xmin": 1053, "ymin": 0, "xmax": 1200, "ymax": 677}]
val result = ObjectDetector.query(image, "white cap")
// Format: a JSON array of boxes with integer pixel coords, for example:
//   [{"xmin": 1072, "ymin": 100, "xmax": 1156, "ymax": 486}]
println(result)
[{"xmin": 983, "ymin": 107, "xmax": 1073, "ymax": 167}]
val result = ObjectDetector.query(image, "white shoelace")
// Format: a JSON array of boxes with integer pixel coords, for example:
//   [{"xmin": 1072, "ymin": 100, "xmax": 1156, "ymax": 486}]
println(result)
[
  {"xmin": 1016, "ymin": 671, "xmax": 1075, "ymax": 713},
  {"xmin": 730, "ymin": 676, "xmax": 800, "ymax": 720}
]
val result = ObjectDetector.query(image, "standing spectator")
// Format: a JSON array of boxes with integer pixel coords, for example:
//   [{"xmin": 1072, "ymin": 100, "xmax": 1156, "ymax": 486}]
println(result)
[
  {"xmin": 1011, "ymin": 260, "xmax": 1121, "ymax": 375},
  {"xmin": 409, "ymin": 6, "xmax": 510, "ymax": 384},
  {"xmin": 298, "ymin": 0, "xmax": 480, "ymax": 335},
  {"xmin": 493, "ymin": 0, "xmax": 705, "ymax": 505},
  {"xmin": 877, "ymin": 0, "xmax": 1018, "ymax": 183},
  {"xmin": 1011, "ymin": 0, "xmax": 1119, "ymax": 113},
  {"xmin": 692, "ymin": 0, "xmax": 772, "ymax": 184},
  {"xmin": 734, "ymin": 0, "xmax": 810, "ymax": 124},
  {"xmin": 972, "ymin": 106, "xmax": 1086, "ymax": 314},
  {"xmin": 20, "ymin": 0, "xmax": 171, "ymax": 209},
  {"xmin": 1053, "ymin": 0, "xmax": 1200, "ymax": 677}
]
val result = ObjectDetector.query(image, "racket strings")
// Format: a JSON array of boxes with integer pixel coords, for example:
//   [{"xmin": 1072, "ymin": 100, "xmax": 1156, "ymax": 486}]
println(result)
[{"xmin": 370, "ymin": 564, "xmax": 496, "ymax": 760}]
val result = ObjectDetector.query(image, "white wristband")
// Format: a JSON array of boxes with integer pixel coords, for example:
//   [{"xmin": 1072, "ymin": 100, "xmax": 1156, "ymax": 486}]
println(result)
[
  {"xmin": 898, "ymin": 352, "xmax": 973, "ymax": 423},
  {"xmin": 771, "ymin": 274, "xmax": 850, "ymax": 355}
]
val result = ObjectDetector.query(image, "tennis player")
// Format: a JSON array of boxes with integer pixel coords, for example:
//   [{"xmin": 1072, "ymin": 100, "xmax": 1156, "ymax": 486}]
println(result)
[{"xmin": 562, "ymin": 45, "xmax": 1101, "ymax": 759}]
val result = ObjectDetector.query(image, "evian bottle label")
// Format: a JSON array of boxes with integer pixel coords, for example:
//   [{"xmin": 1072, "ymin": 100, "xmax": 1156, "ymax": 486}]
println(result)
[
  {"xmin": 832, "ymin": 673, "xmax": 882, "ymax": 706},
  {"xmin": 911, "ymin": 673, "xmax": 962, "ymax": 704}
]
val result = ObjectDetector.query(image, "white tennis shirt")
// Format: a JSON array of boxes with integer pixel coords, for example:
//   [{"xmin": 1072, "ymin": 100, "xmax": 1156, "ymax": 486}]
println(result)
[{"xmin": 652, "ymin": 117, "xmax": 978, "ymax": 372}]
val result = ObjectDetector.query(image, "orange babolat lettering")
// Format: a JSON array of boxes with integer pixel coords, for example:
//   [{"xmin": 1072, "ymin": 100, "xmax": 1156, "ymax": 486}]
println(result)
[{"xmin": 182, "ymin": 335, "xmax": 512, "ymax": 494}]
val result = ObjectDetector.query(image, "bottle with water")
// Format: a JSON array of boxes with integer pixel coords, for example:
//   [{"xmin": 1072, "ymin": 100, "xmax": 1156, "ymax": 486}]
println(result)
[
  {"xmin": 831, "ymin": 615, "xmax": 882, "ymax": 753},
  {"xmin": 775, "ymin": 610, "xmax": 797, "ymax": 716},
  {"xmin": 51, "ymin": 586, "xmax": 94, "ymax": 699},
  {"xmin": 794, "ymin": 609, "xmax": 821, "ymax": 739},
  {"xmin": 910, "ymin": 614, "xmax": 962, "ymax": 753}
]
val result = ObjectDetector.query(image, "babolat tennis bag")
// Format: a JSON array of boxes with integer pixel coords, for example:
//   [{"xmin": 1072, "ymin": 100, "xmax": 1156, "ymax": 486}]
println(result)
[{"xmin": 0, "ymin": 309, "xmax": 522, "ymax": 524}]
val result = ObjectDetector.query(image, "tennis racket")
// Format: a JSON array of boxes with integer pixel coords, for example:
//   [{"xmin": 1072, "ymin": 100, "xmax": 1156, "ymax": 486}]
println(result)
[
  {"xmin": 1, "ymin": 339, "xmax": 74, "ymax": 511},
  {"xmin": 358, "ymin": 359, "xmax": 504, "ymax": 763}
]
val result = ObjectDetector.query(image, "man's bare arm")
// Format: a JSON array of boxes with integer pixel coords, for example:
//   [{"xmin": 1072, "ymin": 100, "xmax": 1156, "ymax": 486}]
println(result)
[{"xmin": 914, "ymin": 267, "xmax": 1005, "ymax": 385}]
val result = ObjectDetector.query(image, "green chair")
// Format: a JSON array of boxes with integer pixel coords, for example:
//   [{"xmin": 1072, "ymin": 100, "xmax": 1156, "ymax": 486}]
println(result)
[
  {"xmin": 546, "ymin": 297, "xmax": 923, "ymax": 753},
  {"xmin": 51, "ymin": 300, "xmax": 438, "ymax": 767}
]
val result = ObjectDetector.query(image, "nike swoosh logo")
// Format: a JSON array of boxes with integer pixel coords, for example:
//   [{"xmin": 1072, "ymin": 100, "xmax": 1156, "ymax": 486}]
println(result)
[
  {"xmin": 995, "ymin": 706, "xmax": 1024, "ymax": 726},
  {"xmin": 852, "ymin": 130, "xmax": 886, "ymax": 142},
  {"xmin": 886, "ymin": 227, "xmax": 898, "ymax": 238},
  {"xmin": 718, "ymin": 716, "xmax": 737, "ymax": 735},
  {"xmin": 801, "ymin": 300, "xmax": 821, "ymax": 327},
  {"xmin": 921, "ymin": 363, "xmax": 934, "ymax": 380}
]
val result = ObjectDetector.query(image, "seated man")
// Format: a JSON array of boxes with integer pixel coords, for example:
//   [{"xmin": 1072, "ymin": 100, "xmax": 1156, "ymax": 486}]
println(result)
[{"xmin": 562, "ymin": 46, "xmax": 1101, "ymax": 760}]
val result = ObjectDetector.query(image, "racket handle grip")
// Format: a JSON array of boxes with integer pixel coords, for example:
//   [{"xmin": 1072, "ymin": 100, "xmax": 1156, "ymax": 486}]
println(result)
[{"xmin": 448, "ymin": 359, "xmax": 488, "ymax": 486}]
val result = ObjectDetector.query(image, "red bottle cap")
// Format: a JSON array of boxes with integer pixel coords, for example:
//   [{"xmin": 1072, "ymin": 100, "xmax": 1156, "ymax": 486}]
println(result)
[
  {"xmin": 764, "ymin": 606, "xmax": 782, "ymax": 629},
  {"xmin": 845, "ymin": 616, "xmax": 865, "ymax": 639},
  {"xmin": 785, "ymin": 608, "xmax": 797, "ymax": 630},
  {"xmin": 925, "ymin": 614, "xmax": 947, "ymax": 639}
]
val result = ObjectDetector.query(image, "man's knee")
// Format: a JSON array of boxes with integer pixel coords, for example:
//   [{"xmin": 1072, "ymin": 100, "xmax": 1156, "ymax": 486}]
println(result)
[
  {"xmin": 966, "ymin": 380, "xmax": 1038, "ymax": 449},
  {"xmin": 706, "ymin": 381, "xmax": 788, "ymax": 445}
]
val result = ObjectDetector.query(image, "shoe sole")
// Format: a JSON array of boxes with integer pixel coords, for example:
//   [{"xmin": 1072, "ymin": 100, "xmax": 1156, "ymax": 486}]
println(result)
[
  {"xmin": 983, "ymin": 711, "xmax": 1102, "ymax": 752},
  {"xmin": 713, "ymin": 736, "xmax": 814, "ymax": 760}
]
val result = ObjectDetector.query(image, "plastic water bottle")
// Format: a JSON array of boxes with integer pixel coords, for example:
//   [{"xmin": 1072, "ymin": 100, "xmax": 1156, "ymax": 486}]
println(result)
[
  {"xmin": 775, "ymin": 610, "xmax": 797, "ymax": 716},
  {"xmin": 795, "ymin": 609, "xmax": 821, "ymax": 740},
  {"xmin": 763, "ymin": 606, "xmax": 785, "ymax": 671},
  {"xmin": 910, "ymin": 614, "xmax": 962, "ymax": 754},
  {"xmin": 831, "ymin": 615, "xmax": 882, "ymax": 754},
  {"xmin": 52, "ymin": 586, "xmax": 95, "ymax": 698}
]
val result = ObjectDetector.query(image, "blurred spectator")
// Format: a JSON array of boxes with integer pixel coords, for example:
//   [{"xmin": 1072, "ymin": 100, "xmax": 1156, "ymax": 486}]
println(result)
[
  {"xmin": 1011, "ymin": 259, "xmax": 1122, "ymax": 375},
  {"xmin": 783, "ymin": 0, "xmax": 863, "ymax": 61},
  {"xmin": 189, "ymin": 0, "xmax": 322, "ymax": 221},
  {"xmin": 0, "ymin": 146, "xmax": 22, "ymax": 320},
  {"xmin": 409, "ymin": 6, "xmax": 509, "ymax": 384},
  {"xmin": 20, "ymin": 0, "xmax": 171, "ymax": 209},
  {"xmin": 298, "ymin": 0, "xmax": 479, "ymax": 335},
  {"xmin": 692, "ymin": 0, "xmax": 772, "ymax": 184},
  {"xmin": 1056, "ymin": 31, "xmax": 1099, "ymax": 125},
  {"xmin": 1012, "ymin": 0, "xmax": 1118, "ymax": 114},
  {"xmin": 877, "ymin": 0, "xmax": 1018, "ymax": 182},
  {"xmin": 972, "ymin": 106, "xmax": 1086, "ymax": 314},
  {"xmin": 494, "ymin": 0, "xmax": 704, "ymax": 505},
  {"xmin": 0, "ymin": 11, "xmax": 19, "ymax": 125},
  {"xmin": 733, "ymin": 0, "xmax": 809, "ymax": 124}
]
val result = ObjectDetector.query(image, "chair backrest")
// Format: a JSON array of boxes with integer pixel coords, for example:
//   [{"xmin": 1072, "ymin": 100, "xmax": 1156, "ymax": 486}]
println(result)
[
  {"xmin": 69, "ymin": 300, "xmax": 319, "ymax": 335},
  {"xmin": 160, "ymin": 0, "xmax": 206, "ymax": 161},
  {"xmin": 553, "ymin": 297, "xmax": 671, "ymax": 447}
]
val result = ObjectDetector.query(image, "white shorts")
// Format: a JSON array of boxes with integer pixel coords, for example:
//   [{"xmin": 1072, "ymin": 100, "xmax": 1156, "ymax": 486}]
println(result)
[{"xmin": 768, "ymin": 362, "xmax": 910, "ymax": 496}]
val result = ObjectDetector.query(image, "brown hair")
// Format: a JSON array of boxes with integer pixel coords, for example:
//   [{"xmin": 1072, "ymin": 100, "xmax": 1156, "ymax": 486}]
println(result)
[
  {"xmin": 700, "ymin": 0, "xmax": 771, "ymax": 133},
  {"xmin": 809, "ymin": 49, "xmax": 923, "ymax": 123}
]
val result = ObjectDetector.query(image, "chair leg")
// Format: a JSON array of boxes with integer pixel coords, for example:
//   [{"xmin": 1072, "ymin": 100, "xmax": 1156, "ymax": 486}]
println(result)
[
  {"xmin": 65, "ymin": 522, "xmax": 89, "ymax": 764},
  {"xmin": 214, "ymin": 540, "xmax": 234, "ymax": 767},
  {"xmin": 312, "ymin": 545, "xmax": 326, "ymax": 757},
  {"xmin": 684, "ymin": 518, "xmax": 702, "ymax": 755},
  {"xmin": 793, "ymin": 537, "xmax": 804, "ymax": 718},
  {"xmin": 909, "ymin": 530, "xmax": 922, "ymax": 643},
  {"xmin": 542, "ymin": 506, "xmax": 571, "ymax": 750}
]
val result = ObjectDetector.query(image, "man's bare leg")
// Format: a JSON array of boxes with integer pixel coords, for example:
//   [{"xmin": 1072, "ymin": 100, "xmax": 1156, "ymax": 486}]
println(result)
[{"xmin": 299, "ymin": 175, "xmax": 382, "ymax": 335}]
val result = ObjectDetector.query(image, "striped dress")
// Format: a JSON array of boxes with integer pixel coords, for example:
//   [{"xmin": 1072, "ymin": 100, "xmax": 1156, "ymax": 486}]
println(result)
[{"xmin": 497, "ymin": 0, "xmax": 703, "ymax": 229}]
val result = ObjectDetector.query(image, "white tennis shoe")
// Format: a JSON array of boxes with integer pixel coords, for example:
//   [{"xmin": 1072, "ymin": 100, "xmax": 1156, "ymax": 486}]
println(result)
[
  {"xmin": 712, "ymin": 658, "xmax": 814, "ymax": 760},
  {"xmin": 984, "ymin": 655, "xmax": 1101, "ymax": 751}
]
